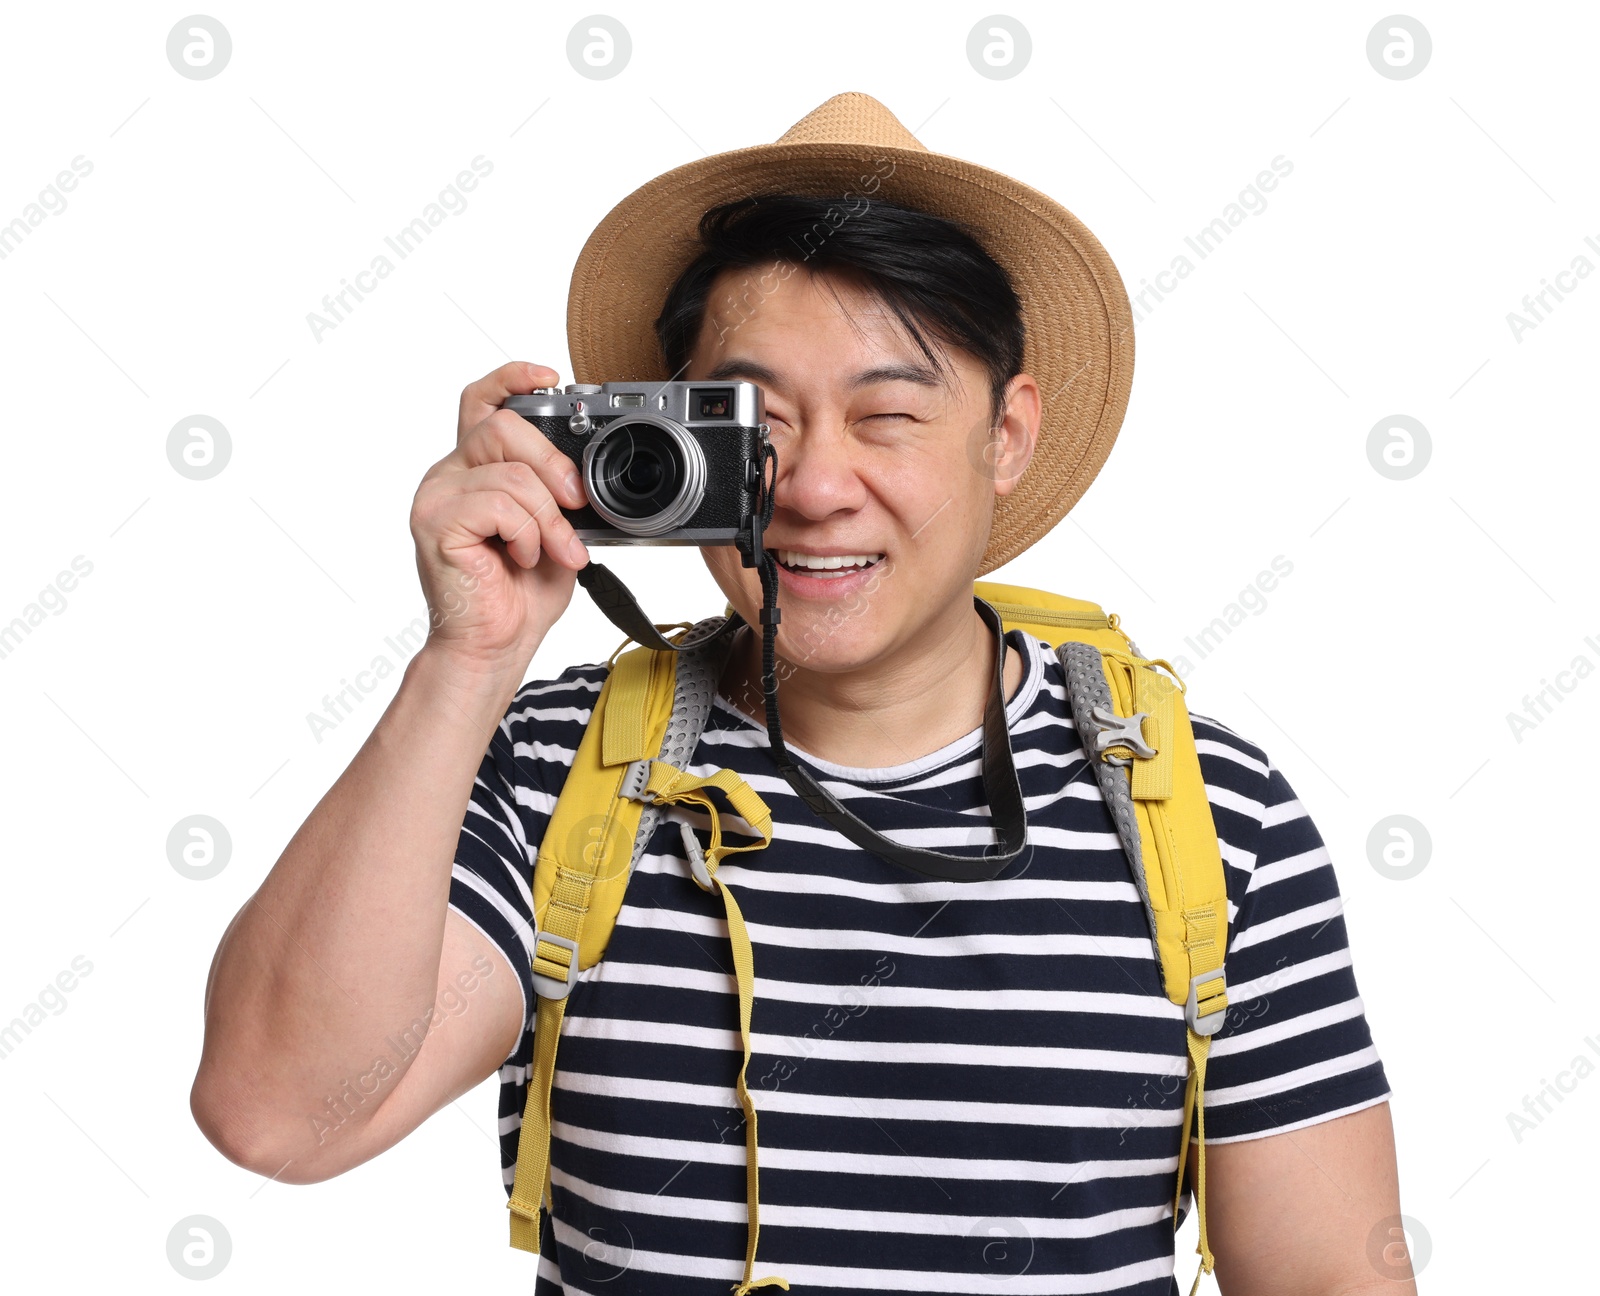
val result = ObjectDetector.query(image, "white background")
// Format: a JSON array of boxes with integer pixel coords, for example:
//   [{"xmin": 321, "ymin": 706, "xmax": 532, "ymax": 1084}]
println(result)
[{"xmin": 1, "ymin": 2, "xmax": 1593, "ymax": 1289}]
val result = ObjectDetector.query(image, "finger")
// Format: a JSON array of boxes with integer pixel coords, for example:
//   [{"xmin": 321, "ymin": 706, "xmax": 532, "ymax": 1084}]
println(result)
[
  {"xmin": 437, "ymin": 489, "xmax": 547, "ymax": 569},
  {"xmin": 457, "ymin": 361, "xmax": 560, "ymax": 443},
  {"xmin": 443, "ymin": 460, "xmax": 589, "ymax": 570},
  {"xmin": 462, "ymin": 406, "xmax": 589, "ymax": 511}
]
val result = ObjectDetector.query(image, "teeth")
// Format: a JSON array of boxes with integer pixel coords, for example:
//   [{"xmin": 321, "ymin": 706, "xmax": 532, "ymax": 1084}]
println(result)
[{"xmin": 777, "ymin": 549, "xmax": 883, "ymax": 571}]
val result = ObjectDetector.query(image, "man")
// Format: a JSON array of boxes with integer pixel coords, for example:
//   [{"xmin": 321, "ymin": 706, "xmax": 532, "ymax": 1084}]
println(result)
[{"xmin": 192, "ymin": 94, "xmax": 1413, "ymax": 1295}]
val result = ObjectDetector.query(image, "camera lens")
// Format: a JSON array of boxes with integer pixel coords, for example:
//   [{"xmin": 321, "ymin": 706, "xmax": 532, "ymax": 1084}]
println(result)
[
  {"xmin": 596, "ymin": 429, "xmax": 674, "ymax": 509},
  {"xmin": 582, "ymin": 417, "xmax": 706, "ymax": 536}
]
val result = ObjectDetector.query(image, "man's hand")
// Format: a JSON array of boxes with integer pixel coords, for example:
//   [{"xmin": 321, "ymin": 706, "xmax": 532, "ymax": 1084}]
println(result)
[
  {"xmin": 1189, "ymin": 1100, "xmax": 1419, "ymax": 1295},
  {"xmin": 411, "ymin": 361, "xmax": 592, "ymax": 674}
]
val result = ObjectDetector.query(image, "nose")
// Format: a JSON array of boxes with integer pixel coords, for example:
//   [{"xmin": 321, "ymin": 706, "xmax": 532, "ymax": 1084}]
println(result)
[{"xmin": 770, "ymin": 417, "xmax": 868, "ymax": 522}]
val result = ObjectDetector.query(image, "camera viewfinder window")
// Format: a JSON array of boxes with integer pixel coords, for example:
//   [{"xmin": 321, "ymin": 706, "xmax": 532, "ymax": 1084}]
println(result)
[{"xmin": 696, "ymin": 389, "xmax": 733, "ymax": 418}]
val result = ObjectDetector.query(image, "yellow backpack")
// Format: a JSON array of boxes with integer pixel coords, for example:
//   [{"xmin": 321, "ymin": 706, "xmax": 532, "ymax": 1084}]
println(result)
[{"xmin": 505, "ymin": 581, "xmax": 1231, "ymax": 1296}]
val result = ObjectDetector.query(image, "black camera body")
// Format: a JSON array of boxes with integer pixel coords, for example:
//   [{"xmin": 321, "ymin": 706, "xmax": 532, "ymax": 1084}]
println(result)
[{"xmin": 506, "ymin": 380, "xmax": 768, "ymax": 546}]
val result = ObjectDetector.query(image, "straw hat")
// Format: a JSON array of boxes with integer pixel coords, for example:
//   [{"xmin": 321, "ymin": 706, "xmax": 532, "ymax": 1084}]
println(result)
[{"xmin": 565, "ymin": 91, "xmax": 1135, "ymax": 574}]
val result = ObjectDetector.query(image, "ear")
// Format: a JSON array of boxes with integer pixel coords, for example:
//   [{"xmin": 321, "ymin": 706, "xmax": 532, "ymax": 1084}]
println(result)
[{"xmin": 988, "ymin": 373, "xmax": 1041, "ymax": 499}]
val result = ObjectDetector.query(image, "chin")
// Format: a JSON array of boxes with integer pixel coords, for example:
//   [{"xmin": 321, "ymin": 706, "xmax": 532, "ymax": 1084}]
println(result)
[{"xmin": 770, "ymin": 613, "xmax": 887, "ymax": 675}]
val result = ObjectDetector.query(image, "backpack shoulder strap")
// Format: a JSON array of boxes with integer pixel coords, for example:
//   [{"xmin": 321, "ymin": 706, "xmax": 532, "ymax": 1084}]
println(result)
[
  {"xmin": 977, "ymin": 580, "xmax": 1228, "ymax": 1294},
  {"xmin": 506, "ymin": 612, "xmax": 789, "ymax": 1293},
  {"xmin": 506, "ymin": 616, "xmax": 731, "ymax": 1254}
]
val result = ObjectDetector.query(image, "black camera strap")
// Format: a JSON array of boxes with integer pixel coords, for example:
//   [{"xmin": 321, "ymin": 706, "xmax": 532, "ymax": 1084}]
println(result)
[
  {"xmin": 746, "ymin": 550, "xmax": 1029, "ymax": 882},
  {"xmin": 576, "ymin": 437, "xmax": 1030, "ymax": 883},
  {"xmin": 575, "ymin": 562, "xmax": 736, "ymax": 654}
]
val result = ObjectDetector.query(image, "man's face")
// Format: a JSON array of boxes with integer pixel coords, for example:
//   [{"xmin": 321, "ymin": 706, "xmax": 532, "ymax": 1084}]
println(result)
[{"xmin": 691, "ymin": 262, "xmax": 1038, "ymax": 677}]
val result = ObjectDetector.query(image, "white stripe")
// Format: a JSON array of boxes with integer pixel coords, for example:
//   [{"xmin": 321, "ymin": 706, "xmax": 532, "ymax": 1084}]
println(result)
[
  {"xmin": 513, "ymin": 784, "xmax": 558, "ymax": 816},
  {"xmin": 551, "ymin": 1161, "xmax": 1171, "ymax": 1238},
  {"xmin": 1261, "ymin": 795, "xmax": 1309, "ymax": 829},
  {"xmin": 629, "ymin": 850, "xmax": 1142, "ymax": 907},
  {"xmin": 465, "ymin": 767, "xmax": 557, "ymax": 819},
  {"xmin": 518, "ymin": 704, "xmax": 596, "ymax": 724},
  {"xmin": 753, "ymin": 744, "xmax": 1096, "ymax": 805},
  {"xmin": 741, "ymin": 816, "xmax": 1129, "ymax": 854},
  {"xmin": 450, "ymin": 862, "xmax": 535, "ymax": 957},
  {"xmin": 1250, "ymin": 843, "xmax": 1332, "ymax": 889},
  {"xmin": 1216, "ymin": 835, "xmax": 1257, "ymax": 877},
  {"xmin": 648, "ymin": 795, "xmax": 1130, "ymax": 855},
  {"xmin": 1201, "ymin": 1091, "xmax": 1391, "ymax": 1145},
  {"xmin": 1207, "ymin": 995, "xmax": 1369, "ymax": 1057},
  {"xmin": 514, "ymin": 672, "xmax": 602, "ymax": 700},
  {"xmin": 555, "ymin": 1068, "xmax": 1184, "ymax": 1131},
  {"xmin": 1204, "ymin": 782, "xmax": 1266, "ymax": 823},
  {"xmin": 559, "ymin": 1013, "xmax": 1186, "ymax": 1075},
  {"xmin": 461, "ymin": 782, "xmax": 532, "ymax": 856},
  {"xmin": 1193, "ymin": 735, "xmax": 1268, "ymax": 776},
  {"xmin": 696, "ymin": 721, "xmax": 1064, "ymax": 788},
  {"xmin": 589, "ymin": 957, "xmax": 1179, "ymax": 1018},
  {"xmin": 850, "ymin": 737, "xmax": 1084, "ymax": 796},
  {"xmin": 615, "ymin": 902, "xmax": 1155, "ymax": 961},
  {"xmin": 513, "ymin": 739, "xmax": 579, "ymax": 767},
  {"xmin": 535, "ymin": 1246, "xmax": 601, "ymax": 1296},
  {"xmin": 1189, "ymin": 712, "xmax": 1249, "ymax": 743},
  {"xmin": 1223, "ymin": 948, "xmax": 1352, "ymax": 1004},
  {"xmin": 676, "ymin": 734, "xmax": 1088, "ymax": 803},
  {"xmin": 1205, "ymin": 1044, "xmax": 1382, "ymax": 1107},
  {"xmin": 703, "ymin": 642, "xmax": 1047, "ymax": 786},
  {"xmin": 1229, "ymin": 896, "xmax": 1344, "ymax": 952}
]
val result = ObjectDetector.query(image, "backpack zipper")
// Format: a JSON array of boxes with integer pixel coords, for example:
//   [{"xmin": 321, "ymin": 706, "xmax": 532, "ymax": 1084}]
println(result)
[{"xmin": 985, "ymin": 600, "xmax": 1112, "ymax": 631}]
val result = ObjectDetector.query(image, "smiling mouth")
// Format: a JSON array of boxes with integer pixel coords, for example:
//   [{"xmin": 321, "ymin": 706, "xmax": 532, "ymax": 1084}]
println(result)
[{"xmin": 774, "ymin": 549, "xmax": 885, "ymax": 579}]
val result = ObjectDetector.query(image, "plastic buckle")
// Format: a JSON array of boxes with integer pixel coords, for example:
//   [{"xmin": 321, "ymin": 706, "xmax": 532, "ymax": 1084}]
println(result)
[
  {"xmin": 531, "ymin": 928, "xmax": 581, "ymax": 1000},
  {"xmin": 619, "ymin": 758, "xmax": 654, "ymax": 802},
  {"xmin": 1090, "ymin": 704, "xmax": 1157, "ymax": 767},
  {"xmin": 1185, "ymin": 968, "xmax": 1228, "ymax": 1036},
  {"xmin": 677, "ymin": 820, "xmax": 716, "ymax": 892}
]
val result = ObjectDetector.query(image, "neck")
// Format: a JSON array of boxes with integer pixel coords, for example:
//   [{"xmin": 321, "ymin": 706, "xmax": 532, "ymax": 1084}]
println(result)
[{"xmin": 719, "ymin": 599, "xmax": 1023, "ymax": 770}]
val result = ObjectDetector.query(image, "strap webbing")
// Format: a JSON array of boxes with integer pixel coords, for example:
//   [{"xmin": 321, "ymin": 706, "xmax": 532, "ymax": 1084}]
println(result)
[
  {"xmin": 507, "ymin": 993, "xmax": 568, "ymax": 1251},
  {"xmin": 1174, "ymin": 1028, "xmax": 1216, "ymax": 1296},
  {"xmin": 1171, "ymin": 901, "xmax": 1225, "ymax": 1293},
  {"xmin": 577, "ymin": 560, "xmax": 735, "ymax": 654},
  {"xmin": 635, "ymin": 760, "xmax": 789, "ymax": 1294}
]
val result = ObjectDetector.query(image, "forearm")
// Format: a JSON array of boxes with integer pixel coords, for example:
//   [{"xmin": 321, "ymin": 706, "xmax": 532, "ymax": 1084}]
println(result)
[{"xmin": 191, "ymin": 643, "xmax": 528, "ymax": 1166}]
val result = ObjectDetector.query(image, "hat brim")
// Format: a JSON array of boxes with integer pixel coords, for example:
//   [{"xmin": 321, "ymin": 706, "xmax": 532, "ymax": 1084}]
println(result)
[{"xmin": 566, "ymin": 140, "xmax": 1135, "ymax": 574}]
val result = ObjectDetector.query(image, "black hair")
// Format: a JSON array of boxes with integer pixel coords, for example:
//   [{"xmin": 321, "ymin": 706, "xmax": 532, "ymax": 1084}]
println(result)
[{"xmin": 654, "ymin": 194, "xmax": 1025, "ymax": 426}]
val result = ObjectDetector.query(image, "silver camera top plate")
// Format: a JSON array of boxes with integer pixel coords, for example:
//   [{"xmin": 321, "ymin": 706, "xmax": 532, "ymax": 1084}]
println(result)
[{"xmin": 509, "ymin": 380, "xmax": 764, "ymax": 427}]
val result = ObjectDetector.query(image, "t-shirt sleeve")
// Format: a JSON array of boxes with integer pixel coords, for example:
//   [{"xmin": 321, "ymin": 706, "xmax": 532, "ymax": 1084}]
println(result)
[
  {"xmin": 1187, "ymin": 713, "xmax": 1392, "ymax": 1142},
  {"xmin": 447, "ymin": 660, "xmax": 607, "ymax": 1188}
]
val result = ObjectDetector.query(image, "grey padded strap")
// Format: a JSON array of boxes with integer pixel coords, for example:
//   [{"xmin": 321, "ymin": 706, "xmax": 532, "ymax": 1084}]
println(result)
[
  {"xmin": 1057, "ymin": 640, "xmax": 1160, "ymax": 957},
  {"xmin": 627, "ymin": 615, "xmax": 740, "ymax": 871}
]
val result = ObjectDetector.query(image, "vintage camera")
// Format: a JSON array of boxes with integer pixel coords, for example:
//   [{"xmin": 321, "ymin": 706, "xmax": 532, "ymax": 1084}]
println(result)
[{"xmin": 506, "ymin": 381, "xmax": 769, "ymax": 546}]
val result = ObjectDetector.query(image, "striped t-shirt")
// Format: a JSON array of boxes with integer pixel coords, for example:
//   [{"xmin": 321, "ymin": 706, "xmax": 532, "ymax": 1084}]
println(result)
[{"xmin": 449, "ymin": 627, "xmax": 1391, "ymax": 1295}]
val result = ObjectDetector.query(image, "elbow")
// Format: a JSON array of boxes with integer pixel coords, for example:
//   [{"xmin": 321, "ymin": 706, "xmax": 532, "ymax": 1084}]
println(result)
[{"xmin": 189, "ymin": 1066, "xmax": 334, "ymax": 1185}]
